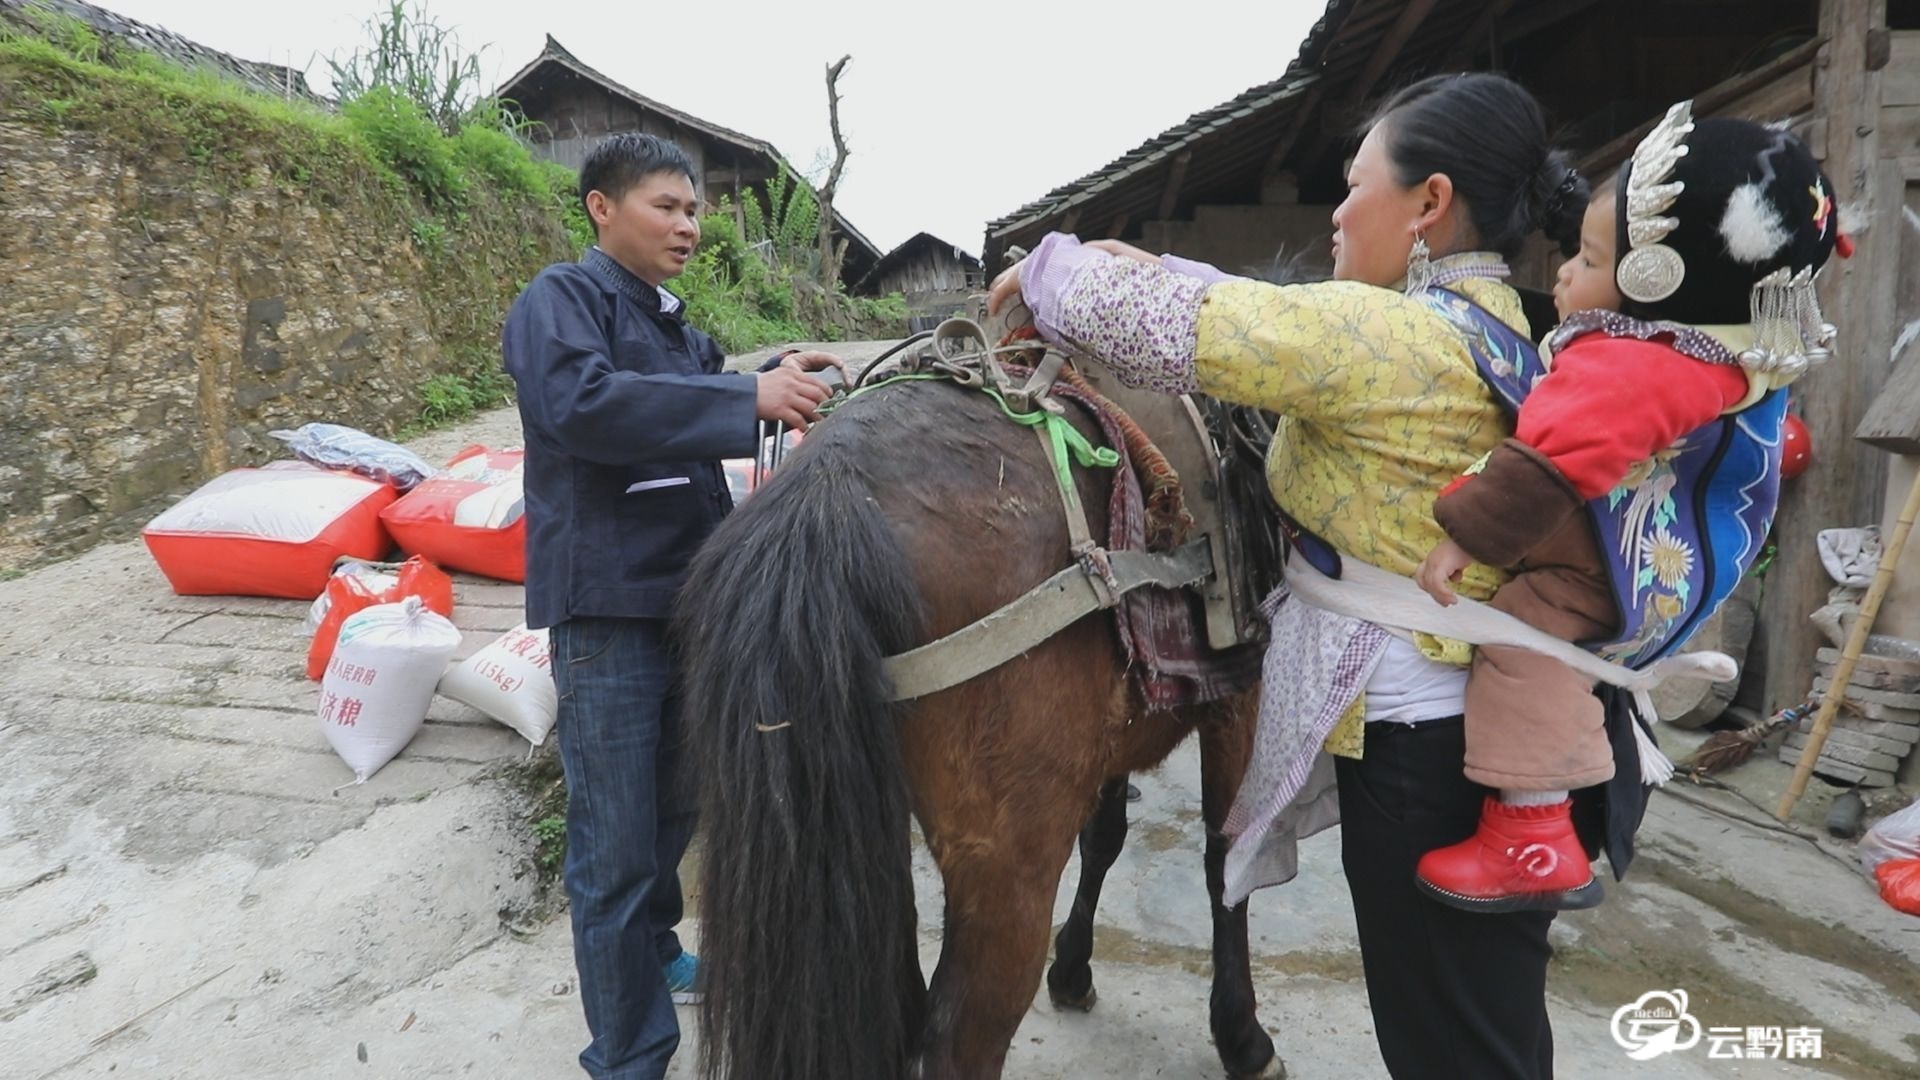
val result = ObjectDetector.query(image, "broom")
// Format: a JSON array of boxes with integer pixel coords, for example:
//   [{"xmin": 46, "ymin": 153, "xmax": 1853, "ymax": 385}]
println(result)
[{"xmin": 1682, "ymin": 700, "xmax": 1815, "ymax": 781}]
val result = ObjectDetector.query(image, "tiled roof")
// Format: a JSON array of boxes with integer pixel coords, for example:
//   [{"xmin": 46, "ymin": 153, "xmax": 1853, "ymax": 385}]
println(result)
[
  {"xmin": 0, "ymin": 0, "xmax": 321, "ymax": 102},
  {"xmin": 980, "ymin": 0, "xmax": 1515, "ymax": 264}
]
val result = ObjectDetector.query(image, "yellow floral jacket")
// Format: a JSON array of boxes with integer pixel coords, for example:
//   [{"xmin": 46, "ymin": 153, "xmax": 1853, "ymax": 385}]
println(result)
[
  {"xmin": 1033, "ymin": 241, "xmax": 1528, "ymax": 757},
  {"xmin": 1194, "ymin": 275, "xmax": 1521, "ymax": 604}
]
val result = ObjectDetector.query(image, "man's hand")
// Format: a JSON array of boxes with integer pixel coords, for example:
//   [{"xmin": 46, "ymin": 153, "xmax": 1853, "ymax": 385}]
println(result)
[
  {"xmin": 1415, "ymin": 539, "xmax": 1475, "ymax": 606},
  {"xmin": 755, "ymin": 367, "xmax": 832, "ymax": 431},
  {"xmin": 778, "ymin": 349, "xmax": 847, "ymax": 379}
]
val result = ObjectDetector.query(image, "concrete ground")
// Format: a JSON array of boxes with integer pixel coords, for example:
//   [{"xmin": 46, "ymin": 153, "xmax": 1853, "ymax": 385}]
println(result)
[{"xmin": 3, "ymin": 400, "xmax": 1918, "ymax": 1079}]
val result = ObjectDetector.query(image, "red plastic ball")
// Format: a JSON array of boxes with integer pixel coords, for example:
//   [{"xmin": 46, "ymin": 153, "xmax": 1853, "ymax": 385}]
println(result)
[{"xmin": 1781, "ymin": 413, "xmax": 1812, "ymax": 480}]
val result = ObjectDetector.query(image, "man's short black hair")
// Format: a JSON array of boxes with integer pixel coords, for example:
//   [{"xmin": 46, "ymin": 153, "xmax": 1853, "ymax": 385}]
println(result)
[{"xmin": 578, "ymin": 133, "xmax": 698, "ymax": 225}]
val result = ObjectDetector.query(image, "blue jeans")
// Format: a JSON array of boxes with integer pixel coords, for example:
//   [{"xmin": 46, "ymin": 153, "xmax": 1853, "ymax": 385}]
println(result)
[{"xmin": 550, "ymin": 617, "xmax": 695, "ymax": 1080}]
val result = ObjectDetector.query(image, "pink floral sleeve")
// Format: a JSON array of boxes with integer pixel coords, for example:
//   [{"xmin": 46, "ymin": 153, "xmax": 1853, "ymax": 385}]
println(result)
[{"xmin": 1018, "ymin": 233, "xmax": 1208, "ymax": 395}]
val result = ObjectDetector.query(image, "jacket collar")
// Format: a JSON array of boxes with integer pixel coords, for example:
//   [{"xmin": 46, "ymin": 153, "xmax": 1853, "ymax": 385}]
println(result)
[{"xmin": 584, "ymin": 247, "xmax": 685, "ymax": 322}]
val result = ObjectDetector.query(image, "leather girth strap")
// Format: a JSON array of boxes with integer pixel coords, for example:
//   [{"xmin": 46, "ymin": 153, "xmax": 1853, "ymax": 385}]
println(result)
[{"xmin": 881, "ymin": 538, "xmax": 1215, "ymax": 701}]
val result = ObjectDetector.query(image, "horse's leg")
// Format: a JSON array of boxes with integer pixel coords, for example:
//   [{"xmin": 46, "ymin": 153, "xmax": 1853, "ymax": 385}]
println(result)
[
  {"xmin": 917, "ymin": 825, "xmax": 1081, "ymax": 1080},
  {"xmin": 1047, "ymin": 701, "xmax": 1196, "ymax": 1013},
  {"xmin": 1197, "ymin": 691, "xmax": 1285, "ymax": 1079},
  {"xmin": 903, "ymin": 632, "xmax": 1123, "ymax": 1079},
  {"xmin": 1044, "ymin": 775, "xmax": 1130, "ymax": 1011}
]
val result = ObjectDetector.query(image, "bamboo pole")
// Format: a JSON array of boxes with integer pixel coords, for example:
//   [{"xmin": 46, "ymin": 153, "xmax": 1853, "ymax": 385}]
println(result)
[{"xmin": 1777, "ymin": 463, "xmax": 1920, "ymax": 820}]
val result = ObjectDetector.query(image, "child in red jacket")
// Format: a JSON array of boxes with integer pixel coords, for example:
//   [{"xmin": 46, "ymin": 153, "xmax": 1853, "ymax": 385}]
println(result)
[{"xmin": 1412, "ymin": 105, "xmax": 1845, "ymax": 913}]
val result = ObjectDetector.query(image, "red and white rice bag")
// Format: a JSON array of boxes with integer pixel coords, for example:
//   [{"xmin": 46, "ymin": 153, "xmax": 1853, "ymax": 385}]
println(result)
[
  {"xmin": 380, "ymin": 446, "xmax": 525, "ymax": 582},
  {"xmin": 143, "ymin": 462, "xmax": 396, "ymax": 599}
]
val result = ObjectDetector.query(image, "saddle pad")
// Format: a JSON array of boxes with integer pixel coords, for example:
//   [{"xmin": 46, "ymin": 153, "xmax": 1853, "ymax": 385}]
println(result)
[{"xmin": 1045, "ymin": 377, "xmax": 1262, "ymax": 709}]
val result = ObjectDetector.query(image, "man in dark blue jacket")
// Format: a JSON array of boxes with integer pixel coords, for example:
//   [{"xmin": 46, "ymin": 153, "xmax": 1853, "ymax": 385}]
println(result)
[{"xmin": 503, "ymin": 132, "xmax": 841, "ymax": 1080}]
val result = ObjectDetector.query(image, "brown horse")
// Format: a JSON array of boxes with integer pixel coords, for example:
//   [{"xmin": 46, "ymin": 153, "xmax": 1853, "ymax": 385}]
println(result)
[{"xmin": 676, "ymin": 375, "xmax": 1283, "ymax": 1079}]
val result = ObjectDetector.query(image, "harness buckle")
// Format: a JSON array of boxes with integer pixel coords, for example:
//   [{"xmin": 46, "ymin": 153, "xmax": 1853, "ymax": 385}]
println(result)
[
  {"xmin": 1005, "ymin": 351, "xmax": 1068, "ymax": 415},
  {"xmin": 1074, "ymin": 541, "xmax": 1121, "ymax": 609}
]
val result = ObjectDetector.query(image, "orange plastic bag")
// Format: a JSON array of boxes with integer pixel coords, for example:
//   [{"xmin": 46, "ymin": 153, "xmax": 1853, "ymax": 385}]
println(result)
[
  {"xmin": 1875, "ymin": 858, "xmax": 1920, "ymax": 916},
  {"xmin": 306, "ymin": 557, "xmax": 454, "ymax": 681}
]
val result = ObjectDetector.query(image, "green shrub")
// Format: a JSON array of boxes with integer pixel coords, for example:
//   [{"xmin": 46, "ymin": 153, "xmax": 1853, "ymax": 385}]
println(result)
[
  {"xmin": 19, "ymin": 3, "xmax": 104, "ymax": 64},
  {"xmin": 848, "ymin": 291, "xmax": 909, "ymax": 330},
  {"xmin": 412, "ymin": 344, "xmax": 515, "ymax": 430},
  {"xmin": 742, "ymin": 168, "xmax": 822, "ymax": 275},
  {"xmin": 453, "ymin": 123, "xmax": 548, "ymax": 200},
  {"xmin": 546, "ymin": 161, "xmax": 593, "ymax": 252},
  {"xmin": 341, "ymin": 87, "xmax": 466, "ymax": 209}
]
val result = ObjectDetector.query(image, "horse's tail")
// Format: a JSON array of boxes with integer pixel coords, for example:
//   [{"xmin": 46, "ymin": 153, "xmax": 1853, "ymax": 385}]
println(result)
[{"xmin": 676, "ymin": 441, "xmax": 925, "ymax": 1080}]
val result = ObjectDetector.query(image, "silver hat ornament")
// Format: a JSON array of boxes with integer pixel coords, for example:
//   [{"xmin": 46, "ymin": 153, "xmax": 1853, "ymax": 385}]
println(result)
[{"xmin": 1615, "ymin": 101, "xmax": 1695, "ymax": 304}]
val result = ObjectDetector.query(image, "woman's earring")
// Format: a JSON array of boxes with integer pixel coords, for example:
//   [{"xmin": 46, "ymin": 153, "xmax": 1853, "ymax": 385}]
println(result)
[{"xmin": 1404, "ymin": 231, "xmax": 1433, "ymax": 296}]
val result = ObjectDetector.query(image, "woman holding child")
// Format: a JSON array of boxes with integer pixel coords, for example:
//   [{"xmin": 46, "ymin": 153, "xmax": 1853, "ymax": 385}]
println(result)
[{"xmin": 990, "ymin": 71, "xmax": 1841, "ymax": 1078}]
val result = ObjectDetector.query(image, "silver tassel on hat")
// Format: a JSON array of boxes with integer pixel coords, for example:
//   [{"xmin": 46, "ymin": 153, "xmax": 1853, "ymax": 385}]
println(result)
[{"xmin": 1739, "ymin": 266, "xmax": 1836, "ymax": 384}]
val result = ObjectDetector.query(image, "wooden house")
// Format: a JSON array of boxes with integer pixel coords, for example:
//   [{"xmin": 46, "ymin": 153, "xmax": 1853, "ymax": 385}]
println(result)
[
  {"xmin": 497, "ymin": 35, "xmax": 881, "ymax": 289},
  {"xmin": 855, "ymin": 233, "xmax": 984, "ymax": 329}
]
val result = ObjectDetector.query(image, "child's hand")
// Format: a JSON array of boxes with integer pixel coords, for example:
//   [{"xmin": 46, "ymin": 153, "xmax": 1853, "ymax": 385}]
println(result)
[{"xmin": 1415, "ymin": 540, "xmax": 1474, "ymax": 607}]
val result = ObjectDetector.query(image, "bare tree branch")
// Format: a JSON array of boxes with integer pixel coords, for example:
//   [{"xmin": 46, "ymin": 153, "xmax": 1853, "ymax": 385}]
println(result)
[{"xmin": 818, "ymin": 54, "xmax": 852, "ymax": 287}]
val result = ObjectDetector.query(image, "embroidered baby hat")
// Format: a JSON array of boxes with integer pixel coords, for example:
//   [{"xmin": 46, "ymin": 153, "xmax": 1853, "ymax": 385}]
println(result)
[{"xmin": 1610, "ymin": 104, "xmax": 1848, "ymax": 384}]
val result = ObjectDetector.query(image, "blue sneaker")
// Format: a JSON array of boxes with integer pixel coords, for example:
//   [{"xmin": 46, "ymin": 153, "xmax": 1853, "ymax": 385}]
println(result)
[{"xmin": 664, "ymin": 951, "xmax": 702, "ymax": 1005}]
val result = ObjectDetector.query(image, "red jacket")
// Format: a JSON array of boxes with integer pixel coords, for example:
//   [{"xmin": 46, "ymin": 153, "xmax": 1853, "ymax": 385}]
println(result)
[{"xmin": 1435, "ymin": 330, "xmax": 1751, "ymax": 568}]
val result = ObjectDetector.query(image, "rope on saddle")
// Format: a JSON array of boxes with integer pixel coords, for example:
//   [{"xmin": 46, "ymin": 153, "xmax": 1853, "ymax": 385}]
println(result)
[
  {"xmin": 1000, "ymin": 326, "xmax": 1194, "ymax": 552},
  {"xmin": 825, "ymin": 369, "xmax": 1120, "ymax": 497}
]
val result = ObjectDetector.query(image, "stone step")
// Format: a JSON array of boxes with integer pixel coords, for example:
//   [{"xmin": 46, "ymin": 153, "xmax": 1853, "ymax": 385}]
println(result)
[
  {"xmin": 1816, "ymin": 664, "xmax": 1920, "ymax": 693},
  {"xmin": 1783, "ymin": 731, "xmax": 1903, "ymax": 772},
  {"xmin": 1816, "ymin": 645, "xmax": 1920, "ymax": 679},
  {"xmin": 1810, "ymin": 675, "xmax": 1920, "ymax": 711},
  {"xmin": 1793, "ymin": 718, "xmax": 1920, "ymax": 758},
  {"xmin": 1777, "ymin": 743, "xmax": 1897, "ymax": 787},
  {"xmin": 1798, "ymin": 715, "xmax": 1920, "ymax": 745},
  {"xmin": 1799, "ymin": 685, "xmax": 1920, "ymax": 724}
]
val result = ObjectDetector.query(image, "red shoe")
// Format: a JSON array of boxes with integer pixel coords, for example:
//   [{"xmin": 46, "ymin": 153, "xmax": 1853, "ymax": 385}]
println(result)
[{"xmin": 1415, "ymin": 797, "xmax": 1603, "ymax": 914}]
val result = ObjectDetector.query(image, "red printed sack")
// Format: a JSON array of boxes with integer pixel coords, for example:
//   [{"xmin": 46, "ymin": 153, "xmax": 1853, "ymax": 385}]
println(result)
[
  {"xmin": 143, "ymin": 463, "xmax": 396, "ymax": 599},
  {"xmin": 1876, "ymin": 858, "xmax": 1920, "ymax": 916},
  {"xmin": 379, "ymin": 446, "xmax": 525, "ymax": 582}
]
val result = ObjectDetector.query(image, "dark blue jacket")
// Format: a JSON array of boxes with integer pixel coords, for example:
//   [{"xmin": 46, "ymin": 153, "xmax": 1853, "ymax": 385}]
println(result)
[{"xmin": 503, "ymin": 248, "xmax": 759, "ymax": 628}]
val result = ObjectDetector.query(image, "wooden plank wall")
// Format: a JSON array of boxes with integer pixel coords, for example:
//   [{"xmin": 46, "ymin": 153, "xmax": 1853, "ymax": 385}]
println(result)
[
  {"xmin": 1759, "ymin": 0, "xmax": 1900, "ymax": 713},
  {"xmin": 874, "ymin": 247, "xmax": 978, "ymax": 297},
  {"xmin": 526, "ymin": 86, "xmax": 709, "ymax": 192},
  {"xmin": 1869, "ymin": 176, "xmax": 1920, "ymax": 668}
]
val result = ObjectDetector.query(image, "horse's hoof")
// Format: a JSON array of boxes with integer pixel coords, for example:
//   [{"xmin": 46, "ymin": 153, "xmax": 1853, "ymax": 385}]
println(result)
[
  {"xmin": 1227, "ymin": 1051, "xmax": 1286, "ymax": 1080},
  {"xmin": 1048, "ymin": 985, "xmax": 1098, "ymax": 1013}
]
